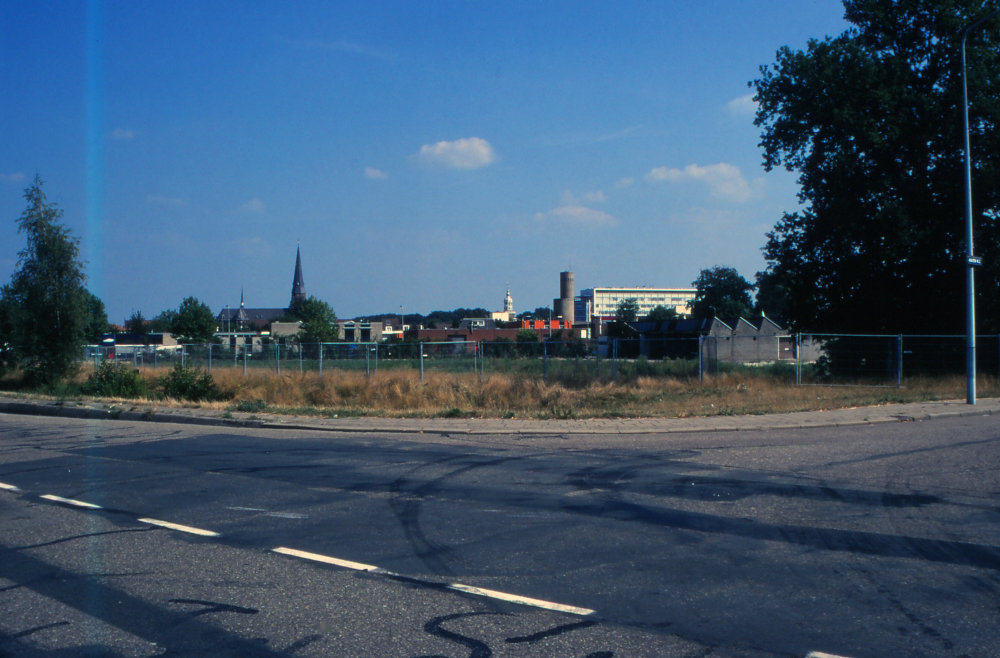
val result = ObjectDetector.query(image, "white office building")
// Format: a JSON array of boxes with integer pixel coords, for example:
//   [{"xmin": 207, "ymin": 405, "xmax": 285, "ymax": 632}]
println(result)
[{"xmin": 576, "ymin": 287, "xmax": 697, "ymax": 324}]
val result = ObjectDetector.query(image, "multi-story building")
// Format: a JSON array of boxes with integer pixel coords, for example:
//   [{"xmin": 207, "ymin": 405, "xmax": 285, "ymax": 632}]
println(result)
[{"xmin": 577, "ymin": 286, "xmax": 697, "ymax": 334}]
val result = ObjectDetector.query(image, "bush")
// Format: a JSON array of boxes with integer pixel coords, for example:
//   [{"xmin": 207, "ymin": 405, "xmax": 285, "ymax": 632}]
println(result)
[
  {"xmin": 159, "ymin": 363, "xmax": 222, "ymax": 401},
  {"xmin": 81, "ymin": 360, "xmax": 149, "ymax": 398}
]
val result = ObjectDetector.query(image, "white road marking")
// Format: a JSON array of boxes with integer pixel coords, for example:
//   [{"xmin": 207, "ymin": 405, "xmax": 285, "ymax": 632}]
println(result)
[
  {"xmin": 137, "ymin": 518, "xmax": 220, "ymax": 537},
  {"xmin": 447, "ymin": 583, "xmax": 595, "ymax": 616},
  {"xmin": 227, "ymin": 506, "xmax": 267, "ymax": 511},
  {"xmin": 40, "ymin": 494, "xmax": 102, "ymax": 509},
  {"xmin": 806, "ymin": 652, "xmax": 855, "ymax": 658},
  {"xmin": 266, "ymin": 512, "xmax": 307, "ymax": 519},
  {"xmin": 272, "ymin": 547, "xmax": 379, "ymax": 571},
  {"xmin": 0, "ymin": 482, "xmax": 20, "ymax": 491}
]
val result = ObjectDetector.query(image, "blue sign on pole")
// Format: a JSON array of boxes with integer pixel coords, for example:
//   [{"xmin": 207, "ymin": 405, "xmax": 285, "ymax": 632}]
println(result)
[{"xmin": 968, "ymin": 256, "xmax": 983, "ymax": 267}]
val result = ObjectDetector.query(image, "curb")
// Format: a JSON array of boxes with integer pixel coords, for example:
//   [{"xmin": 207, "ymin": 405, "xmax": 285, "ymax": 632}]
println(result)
[{"xmin": 0, "ymin": 399, "xmax": 995, "ymax": 436}]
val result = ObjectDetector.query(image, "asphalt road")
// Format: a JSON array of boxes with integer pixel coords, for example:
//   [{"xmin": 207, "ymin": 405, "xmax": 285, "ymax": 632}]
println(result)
[{"xmin": 0, "ymin": 413, "xmax": 997, "ymax": 658}]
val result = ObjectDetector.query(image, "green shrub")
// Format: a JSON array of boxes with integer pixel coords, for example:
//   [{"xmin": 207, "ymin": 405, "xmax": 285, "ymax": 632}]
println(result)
[
  {"xmin": 159, "ymin": 363, "xmax": 222, "ymax": 401},
  {"xmin": 235, "ymin": 399, "xmax": 267, "ymax": 413},
  {"xmin": 80, "ymin": 360, "xmax": 149, "ymax": 398}
]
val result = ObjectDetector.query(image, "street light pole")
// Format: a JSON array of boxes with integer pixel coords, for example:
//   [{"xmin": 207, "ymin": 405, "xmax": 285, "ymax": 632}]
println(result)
[{"xmin": 960, "ymin": 8, "xmax": 1000, "ymax": 405}]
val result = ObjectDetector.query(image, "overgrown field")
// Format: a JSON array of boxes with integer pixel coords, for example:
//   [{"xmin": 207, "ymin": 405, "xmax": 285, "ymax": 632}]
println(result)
[{"xmin": 2, "ymin": 360, "xmax": 995, "ymax": 419}]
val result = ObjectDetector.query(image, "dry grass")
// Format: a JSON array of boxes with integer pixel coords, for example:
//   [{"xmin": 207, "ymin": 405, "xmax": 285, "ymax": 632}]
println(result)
[{"xmin": 3, "ymin": 364, "xmax": 995, "ymax": 419}]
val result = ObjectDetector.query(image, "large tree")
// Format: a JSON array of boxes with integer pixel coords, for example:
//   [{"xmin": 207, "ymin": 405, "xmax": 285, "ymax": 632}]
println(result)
[
  {"xmin": 170, "ymin": 297, "xmax": 216, "ymax": 343},
  {"xmin": 289, "ymin": 296, "xmax": 340, "ymax": 343},
  {"xmin": 0, "ymin": 177, "xmax": 91, "ymax": 385},
  {"xmin": 753, "ymin": 0, "xmax": 1000, "ymax": 333},
  {"xmin": 692, "ymin": 266, "xmax": 754, "ymax": 320}
]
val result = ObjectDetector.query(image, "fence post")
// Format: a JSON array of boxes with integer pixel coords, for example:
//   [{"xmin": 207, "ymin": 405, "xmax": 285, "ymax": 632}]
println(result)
[
  {"xmin": 208, "ymin": 343, "xmax": 212, "ymax": 372},
  {"xmin": 366, "ymin": 343, "xmax": 370, "ymax": 377},
  {"xmin": 613, "ymin": 339, "xmax": 618, "ymax": 382},
  {"xmin": 796, "ymin": 333, "xmax": 801, "ymax": 386},
  {"xmin": 420, "ymin": 343, "xmax": 424, "ymax": 383},
  {"xmin": 374, "ymin": 343, "xmax": 378, "ymax": 374},
  {"xmin": 133, "ymin": 348, "xmax": 137, "ymax": 369},
  {"xmin": 181, "ymin": 347, "xmax": 185, "ymax": 367},
  {"xmin": 543, "ymin": 341, "xmax": 547, "ymax": 381},
  {"xmin": 318, "ymin": 343, "xmax": 323, "ymax": 378},
  {"xmin": 698, "ymin": 335, "xmax": 703, "ymax": 382},
  {"xmin": 154, "ymin": 347, "xmax": 157, "ymax": 370},
  {"xmin": 299, "ymin": 344, "xmax": 303, "ymax": 373},
  {"xmin": 243, "ymin": 344, "xmax": 247, "ymax": 376},
  {"xmin": 276, "ymin": 342, "xmax": 280, "ymax": 375},
  {"xmin": 897, "ymin": 334, "xmax": 903, "ymax": 388}
]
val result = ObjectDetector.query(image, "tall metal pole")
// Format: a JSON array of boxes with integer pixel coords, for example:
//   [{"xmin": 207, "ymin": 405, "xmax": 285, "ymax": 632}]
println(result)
[{"xmin": 960, "ymin": 8, "xmax": 1000, "ymax": 405}]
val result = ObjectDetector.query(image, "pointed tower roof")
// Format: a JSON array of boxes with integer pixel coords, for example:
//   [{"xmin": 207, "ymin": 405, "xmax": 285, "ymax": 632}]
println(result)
[{"xmin": 291, "ymin": 245, "xmax": 306, "ymax": 305}]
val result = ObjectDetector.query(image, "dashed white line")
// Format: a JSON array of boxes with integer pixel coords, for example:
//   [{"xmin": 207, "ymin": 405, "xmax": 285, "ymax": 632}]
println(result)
[
  {"xmin": 806, "ymin": 652, "xmax": 855, "ymax": 658},
  {"xmin": 272, "ymin": 546, "xmax": 594, "ymax": 616},
  {"xmin": 40, "ymin": 494, "xmax": 102, "ymax": 509},
  {"xmin": 272, "ymin": 547, "xmax": 380, "ymax": 571},
  {"xmin": 137, "ymin": 518, "xmax": 220, "ymax": 537},
  {"xmin": 0, "ymin": 481, "xmax": 20, "ymax": 491},
  {"xmin": 446, "ymin": 583, "xmax": 595, "ymax": 616}
]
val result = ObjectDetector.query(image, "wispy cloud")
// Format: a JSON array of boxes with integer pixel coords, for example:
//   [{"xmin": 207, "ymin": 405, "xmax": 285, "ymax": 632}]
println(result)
[
  {"xmin": 614, "ymin": 177, "xmax": 634, "ymax": 189},
  {"xmin": 286, "ymin": 38, "xmax": 393, "ymax": 62},
  {"xmin": 236, "ymin": 236, "xmax": 273, "ymax": 258},
  {"xmin": 365, "ymin": 167, "xmax": 387, "ymax": 179},
  {"xmin": 238, "ymin": 198, "xmax": 265, "ymax": 214},
  {"xmin": 417, "ymin": 137, "xmax": 496, "ymax": 169},
  {"xmin": 645, "ymin": 163, "xmax": 756, "ymax": 202},
  {"xmin": 727, "ymin": 93, "xmax": 757, "ymax": 116},
  {"xmin": 0, "ymin": 172, "xmax": 25, "ymax": 183},
  {"xmin": 146, "ymin": 194, "xmax": 185, "ymax": 207},
  {"xmin": 110, "ymin": 127, "xmax": 134, "ymax": 140},
  {"xmin": 535, "ymin": 205, "xmax": 618, "ymax": 228}
]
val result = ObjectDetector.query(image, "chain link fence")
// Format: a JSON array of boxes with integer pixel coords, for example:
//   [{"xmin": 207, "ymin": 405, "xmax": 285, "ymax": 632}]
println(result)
[{"xmin": 82, "ymin": 334, "xmax": 1000, "ymax": 387}]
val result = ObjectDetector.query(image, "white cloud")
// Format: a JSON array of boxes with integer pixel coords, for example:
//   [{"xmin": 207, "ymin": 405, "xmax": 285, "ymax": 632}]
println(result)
[
  {"xmin": 238, "ymin": 198, "xmax": 265, "ymax": 214},
  {"xmin": 365, "ymin": 167, "xmax": 387, "ymax": 179},
  {"xmin": 583, "ymin": 190, "xmax": 606, "ymax": 203},
  {"xmin": 110, "ymin": 127, "xmax": 134, "ymax": 140},
  {"xmin": 236, "ymin": 236, "xmax": 273, "ymax": 258},
  {"xmin": 146, "ymin": 194, "xmax": 185, "ymax": 206},
  {"xmin": 417, "ymin": 137, "xmax": 495, "ymax": 169},
  {"xmin": 535, "ymin": 205, "xmax": 618, "ymax": 228},
  {"xmin": 727, "ymin": 93, "xmax": 757, "ymax": 116},
  {"xmin": 0, "ymin": 172, "xmax": 25, "ymax": 183},
  {"xmin": 614, "ymin": 177, "xmax": 634, "ymax": 189},
  {"xmin": 645, "ymin": 162, "xmax": 755, "ymax": 202},
  {"xmin": 288, "ymin": 38, "xmax": 394, "ymax": 62}
]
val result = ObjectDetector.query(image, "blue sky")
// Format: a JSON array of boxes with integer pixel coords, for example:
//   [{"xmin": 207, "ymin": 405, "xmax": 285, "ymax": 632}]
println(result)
[{"xmin": 0, "ymin": 1, "xmax": 849, "ymax": 324}]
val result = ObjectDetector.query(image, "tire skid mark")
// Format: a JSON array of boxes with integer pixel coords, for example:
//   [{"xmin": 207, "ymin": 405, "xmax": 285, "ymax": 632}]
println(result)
[{"xmin": 389, "ymin": 453, "xmax": 530, "ymax": 576}]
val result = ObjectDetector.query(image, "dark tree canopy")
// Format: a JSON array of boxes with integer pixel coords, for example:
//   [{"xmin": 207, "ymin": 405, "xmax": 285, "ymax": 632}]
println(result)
[
  {"xmin": 83, "ymin": 290, "xmax": 110, "ymax": 344},
  {"xmin": 753, "ymin": 0, "xmax": 1000, "ymax": 333},
  {"xmin": 170, "ymin": 297, "xmax": 216, "ymax": 343},
  {"xmin": 644, "ymin": 305, "xmax": 679, "ymax": 322},
  {"xmin": 0, "ymin": 176, "xmax": 90, "ymax": 384},
  {"xmin": 128, "ymin": 310, "xmax": 148, "ymax": 336},
  {"xmin": 289, "ymin": 296, "xmax": 340, "ymax": 343},
  {"xmin": 692, "ymin": 266, "xmax": 755, "ymax": 320}
]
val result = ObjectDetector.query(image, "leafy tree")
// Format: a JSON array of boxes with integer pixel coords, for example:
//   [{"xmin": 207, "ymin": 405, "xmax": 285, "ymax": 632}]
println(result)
[
  {"xmin": 148, "ymin": 310, "xmax": 177, "ymax": 334},
  {"xmin": 752, "ymin": 0, "xmax": 1000, "ymax": 333},
  {"xmin": 516, "ymin": 307, "xmax": 553, "ymax": 321},
  {"xmin": 83, "ymin": 290, "xmax": 110, "ymax": 343},
  {"xmin": 691, "ymin": 266, "xmax": 754, "ymax": 319},
  {"xmin": 0, "ymin": 176, "xmax": 89, "ymax": 385},
  {"xmin": 289, "ymin": 296, "xmax": 340, "ymax": 343},
  {"xmin": 644, "ymin": 305, "xmax": 679, "ymax": 322},
  {"xmin": 170, "ymin": 297, "xmax": 216, "ymax": 343},
  {"xmin": 128, "ymin": 310, "xmax": 148, "ymax": 336},
  {"xmin": 606, "ymin": 298, "xmax": 640, "ymax": 338},
  {"xmin": 515, "ymin": 328, "xmax": 541, "ymax": 356},
  {"xmin": 615, "ymin": 298, "xmax": 640, "ymax": 324}
]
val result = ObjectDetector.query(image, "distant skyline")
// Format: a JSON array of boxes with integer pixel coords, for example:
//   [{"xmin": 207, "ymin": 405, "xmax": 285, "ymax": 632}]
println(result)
[{"xmin": 0, "ymin": 1, "xmax": 850, "ymax": 324}]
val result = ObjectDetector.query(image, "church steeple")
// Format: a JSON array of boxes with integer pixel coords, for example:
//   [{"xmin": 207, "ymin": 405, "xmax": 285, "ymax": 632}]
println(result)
[{"xmin": 291, "ymin": 244, "xmax": 306, "ymax": 305}]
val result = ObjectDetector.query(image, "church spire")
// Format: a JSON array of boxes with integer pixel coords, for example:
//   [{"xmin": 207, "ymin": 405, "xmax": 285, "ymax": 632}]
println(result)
[{"xmin": 291, "ymin": 244, "xmax": 306, "ymax": 305}]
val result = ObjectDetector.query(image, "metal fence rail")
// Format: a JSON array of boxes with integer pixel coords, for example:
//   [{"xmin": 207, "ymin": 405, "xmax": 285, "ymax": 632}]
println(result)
[{"xmin": 81, "ymin": 334, "xmax": 1000, "ymax": 387}]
